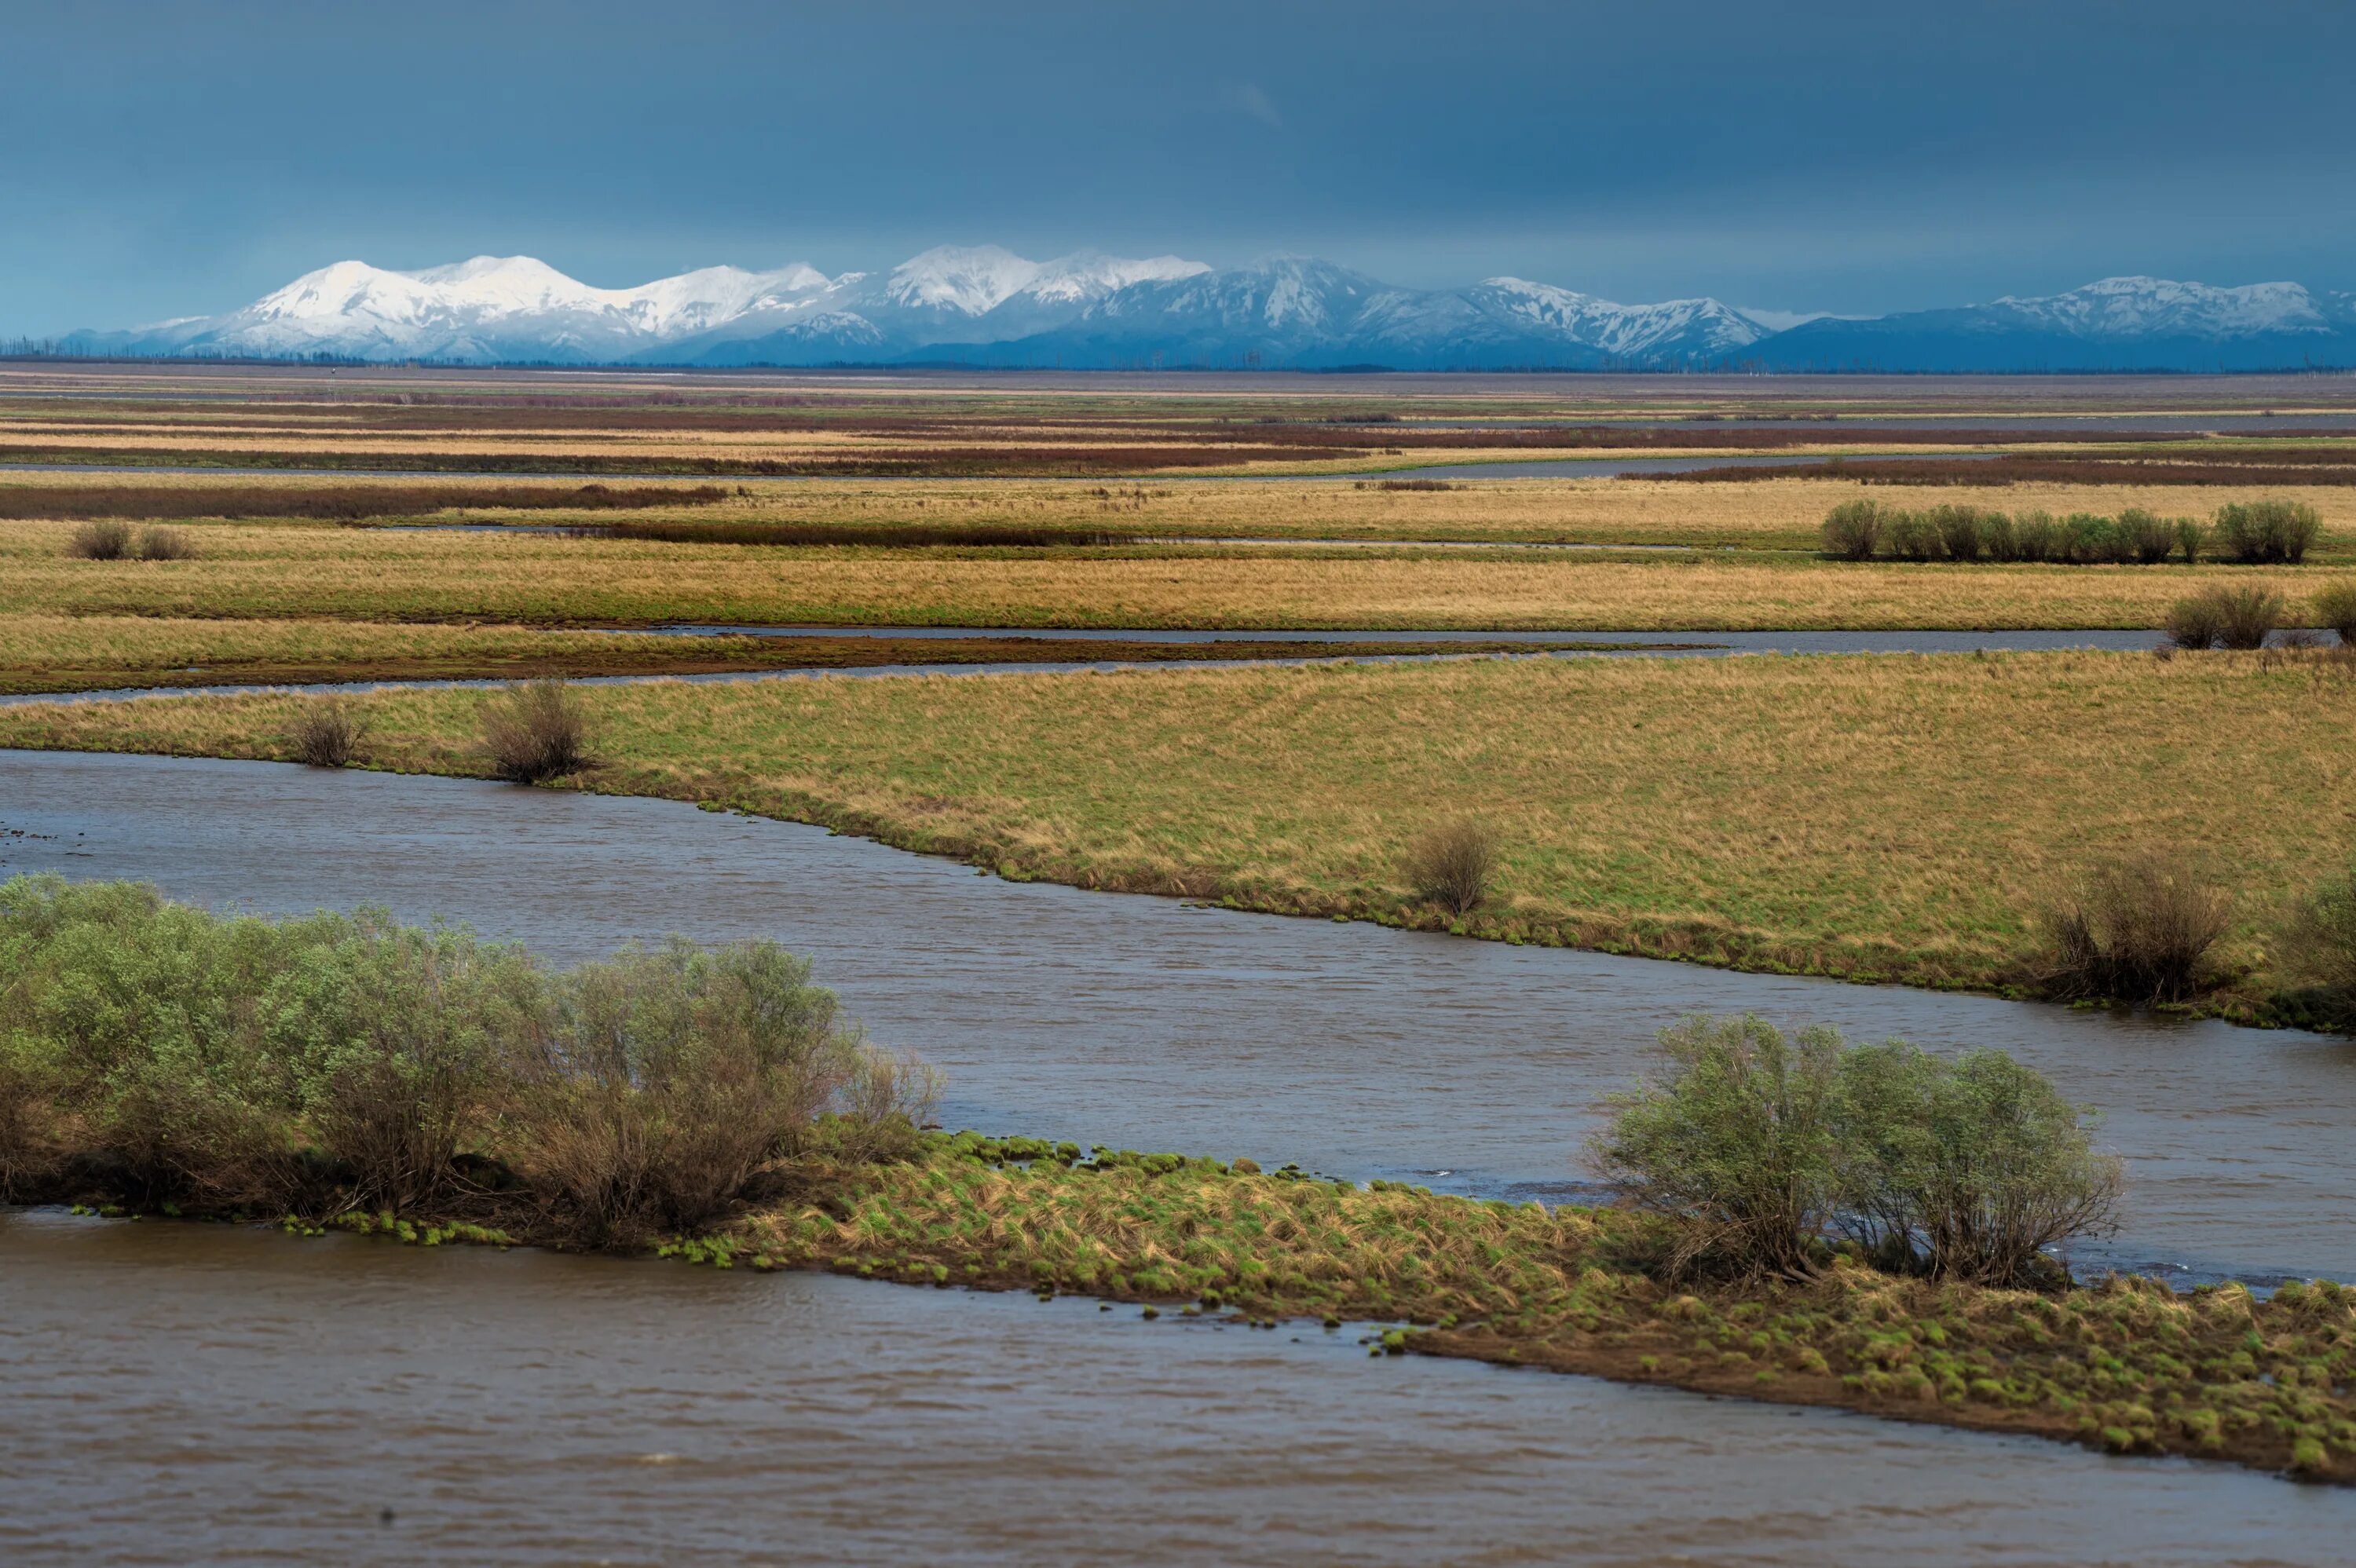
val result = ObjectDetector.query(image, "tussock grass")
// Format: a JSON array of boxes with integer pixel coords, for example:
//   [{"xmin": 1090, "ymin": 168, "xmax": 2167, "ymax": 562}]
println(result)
[{"xmin": 4, "ymin": 650, "xmax": 2350, "ymax": 1009}]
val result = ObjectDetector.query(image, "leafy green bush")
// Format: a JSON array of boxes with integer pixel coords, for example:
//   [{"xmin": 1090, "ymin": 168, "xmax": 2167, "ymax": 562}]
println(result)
[
  {"xmin": 1979, "ymin": 509, "xmax": 2019, "ymax": 561},
  {"xmin": 2214, "ymin": 499, "xmax": 2321, "ymax": 565},
  {"xmin": 1931, "ymin": 503, "xmax": 1986, "ymax": 562},
  {"xmin": 0, "ymin": 876, "xmax": 922, "ymax": 1234},
  {"xmin": 1820, "ymin": 499, "xmax": 1884, "ymax": 561},
  {"xmin": 2013, "ymin": 510, "xmax": 2059, "ymax": 563},
  {"xmin": 1884, "ymin": 509, "xmax": 1944, "ymax": 562},
  {"xmin": 1590, "ymin": 1015, "xmax": 1844, "ymax": 1280},
  {"xmin": 2174, "ymin": 517, "xmax": 2205, "ymax": 565},
  {"xmin": 1835, "ymin": 1042, "xmax": 2122, "ymax": 1286},
  {"xmin": 1594, "ymin": 1015, "xmax": 2120, "ymax": 1286},
  {"xmin": 2059, "ymin": 512, "xmax": 2121, "ymax": 564},
  {"xmin": 2117, "ymin": 508, "xmax": 2174, "ymax": 565}
]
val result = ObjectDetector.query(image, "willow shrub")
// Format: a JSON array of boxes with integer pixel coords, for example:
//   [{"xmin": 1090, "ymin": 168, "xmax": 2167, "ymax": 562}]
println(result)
[
  {"xmin": 1593, "ymin": 1015, "xmax": 2120, "ymax": 1287},
  {"xmin": 0, "ymin": 876, "xmax": 922, "ymax": 1237},
  {"xmin": 2215, "ymin": 499, "xmax": 2322, "ymax": 565}
]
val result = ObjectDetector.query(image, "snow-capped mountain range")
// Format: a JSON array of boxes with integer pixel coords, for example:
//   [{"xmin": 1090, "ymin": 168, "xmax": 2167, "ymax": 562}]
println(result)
[{"xmin": 63, "ymin": 249, "xmax": 2356, "ymax": 372}]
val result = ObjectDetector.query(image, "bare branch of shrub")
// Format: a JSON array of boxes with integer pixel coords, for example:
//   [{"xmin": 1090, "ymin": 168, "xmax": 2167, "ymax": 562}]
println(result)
[
  {"xmin": 288, "ymin": 698, "xmax": 369, "ymax": 768},
  {"xmin": 479, "ymin": 679, "xmax": 591, "ymax": 784},
  {"xmin": 2042, "ymin": 852, "xmax": 2232, "ymax": 1005},
  {"xmin": 1403, "ymin": 819, "xmax": 1500, "ymax": 919}
]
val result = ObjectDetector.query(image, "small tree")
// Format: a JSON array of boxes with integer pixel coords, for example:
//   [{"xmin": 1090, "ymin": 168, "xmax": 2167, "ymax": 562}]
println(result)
[{"xmin": 1590, "ymin": 1015, "xmax": 1845, "ymax": 1279}]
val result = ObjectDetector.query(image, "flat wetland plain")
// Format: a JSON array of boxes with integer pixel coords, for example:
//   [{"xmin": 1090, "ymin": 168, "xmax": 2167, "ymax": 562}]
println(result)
[
  {"xmin": 10, "ymin": 362, "xmax": 2356, "ymax": 1493},
  {"xmin": 6, "ymin": 649, "xmax": 2345, "ymax": 1003}
]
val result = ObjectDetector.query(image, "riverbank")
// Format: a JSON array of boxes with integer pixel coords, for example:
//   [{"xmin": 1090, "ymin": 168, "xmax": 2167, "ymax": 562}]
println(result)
[
  {"xmin": 0, "ymin": 612, "xmax": 1637, "ymax": 696},
  {"xmin": 26, "ymin": 1133, "xmax": 2356, "ymax": 1486},
  {"xmin": 2, "ymin": 650, "xmax": 2347, "ymax": 1016}
]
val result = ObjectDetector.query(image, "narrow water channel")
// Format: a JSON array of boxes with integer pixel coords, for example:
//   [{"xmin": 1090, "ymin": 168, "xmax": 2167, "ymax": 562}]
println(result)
[
  {"xmin": 2, "ymin": 1208, "xmax": 2334, "ymax": 1566},
  {"xmin": 3, "ymin": 748, "xmax": 2347, "ymax": 1288},
  {"xmin": 0, "ymin": 629, "xmax": 2175, "ymax": 711}
]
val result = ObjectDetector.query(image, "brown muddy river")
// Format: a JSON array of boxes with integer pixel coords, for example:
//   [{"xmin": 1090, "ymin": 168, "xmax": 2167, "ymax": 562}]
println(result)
[
  {"xmin": 3, "ymin": 747, "xmax": 2353, "ymax": 1561},
  {"xmin": 0, "ymin": 1209, "xmax": 2337, "ymax": 1566}
]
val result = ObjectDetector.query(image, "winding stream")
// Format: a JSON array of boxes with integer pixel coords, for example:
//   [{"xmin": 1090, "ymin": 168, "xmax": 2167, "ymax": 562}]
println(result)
[
  {"xmin": 5, "ymin": 744, "xmax": 2351, "ymax": 1561},
  {"xmin": 3, "ymin": 747, "xmax": 2343, "ymax": 1288}
]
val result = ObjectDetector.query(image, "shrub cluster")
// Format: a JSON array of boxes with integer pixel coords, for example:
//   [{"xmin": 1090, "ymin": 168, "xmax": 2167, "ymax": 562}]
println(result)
[
  {"xmin": 0, "ymin": 877, "xmax": 930, "ymax": 1244},
  {"xmin": 1591, "ymin": 1016, "xmax": 2121, "ymax": 1288},
  {"xmin": 2043, "ymin": 853, "xmax": 2233, "ymax": 1003},
  {"xmin": 1820, "ymin": 498, "xmax": 2322, "ymax": 565},
  {"xmin": 2165, "ymin": 586, "xmax": 2288, "ymax": 650},
  {"xmin": 65, "ymin": 521, "xmax": 195, "ymax": 561}
]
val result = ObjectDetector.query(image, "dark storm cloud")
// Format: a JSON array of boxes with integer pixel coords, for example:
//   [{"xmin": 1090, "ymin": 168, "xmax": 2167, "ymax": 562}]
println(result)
[{"xmin": 3, "ymin": 0, "xmax": 2351, "ymax": 333}]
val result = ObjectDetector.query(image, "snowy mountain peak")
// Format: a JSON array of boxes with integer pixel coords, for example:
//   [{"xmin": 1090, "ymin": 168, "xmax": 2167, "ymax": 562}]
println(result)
[
  {"xmin": 73, "ymin": 254, "xmax": 2356, "ymax": 371},
  {"xmin": 1986, "ymin": 275, "xmax": 2323, "ymax": 336},
  {"xmin": 883, "ymin": 246, "xmax": 1047, "ymax": 313}
]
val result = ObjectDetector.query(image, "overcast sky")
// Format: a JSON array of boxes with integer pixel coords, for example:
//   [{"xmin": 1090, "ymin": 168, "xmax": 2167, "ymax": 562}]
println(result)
[{"xmin": 6, "ymin": 0, "xmax": 2352, "ymax": 334}]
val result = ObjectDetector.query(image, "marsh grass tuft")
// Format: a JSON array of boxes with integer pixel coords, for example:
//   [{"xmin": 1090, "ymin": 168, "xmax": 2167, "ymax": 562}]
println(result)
[
  {"xmin": 1403, "ymin": 818, "xmax": 1500, "ymax": 919},
  {"xmin": 479, "ymin": 678, "xmax": 591, "ymax": 783},
  {"xmin": 2043, "ymin": 852, "xmax": 2232, "ymax": 1004}
]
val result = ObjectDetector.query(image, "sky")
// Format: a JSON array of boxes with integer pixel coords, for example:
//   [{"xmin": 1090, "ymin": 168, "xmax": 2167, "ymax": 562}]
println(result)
[{"xmin": 5, "ymin": 0, "xmax": 2354, "ymax": 335}]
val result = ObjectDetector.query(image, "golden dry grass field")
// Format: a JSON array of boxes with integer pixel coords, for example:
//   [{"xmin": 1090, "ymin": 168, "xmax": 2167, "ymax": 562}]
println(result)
[
  {"xmin": 6, "ymin": 515, "xmax": 2352, "ymax": 633},
  {"xmin": 5, "ymin": 649, "xmax": 2348, "ymax": 1007},
  {"xmin": 6, "ymin": 365, "xmax": 2354, "ymax": 1016}
]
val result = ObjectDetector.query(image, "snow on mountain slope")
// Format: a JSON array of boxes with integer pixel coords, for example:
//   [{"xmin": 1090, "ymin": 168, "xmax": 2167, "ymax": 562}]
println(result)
[
  {"xmin": 1977, "ymin": 276, "xmax": 2327, "ymax": 338},
  {"xmin": 1460, "ymin": 279, "xmax": 1764, "ymax": 360},
  {"xmin": 72, "ymin": 254, "xmax": 2356, "ymax": 371},
  {"xmin": 1746, "ymin": 275, "xmax": 2356, "ymax": 371}
]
